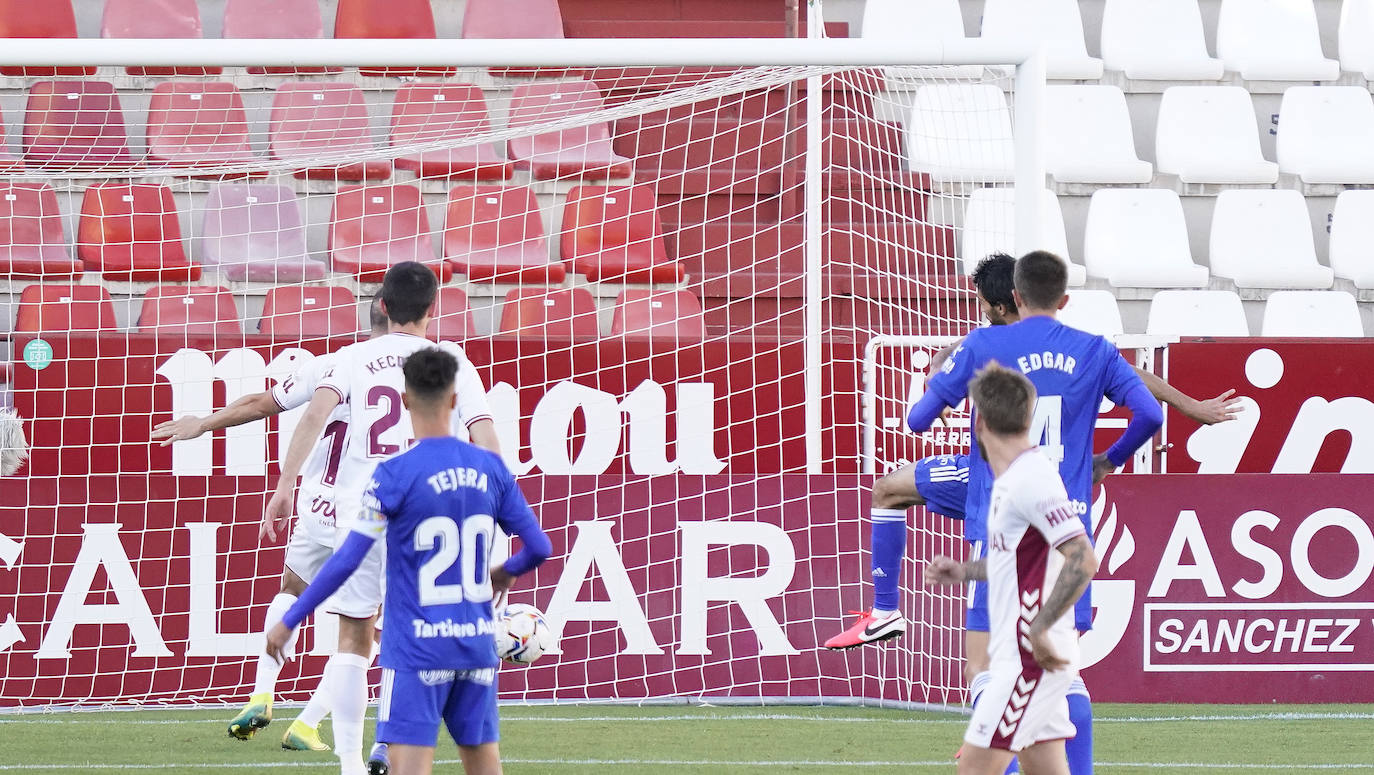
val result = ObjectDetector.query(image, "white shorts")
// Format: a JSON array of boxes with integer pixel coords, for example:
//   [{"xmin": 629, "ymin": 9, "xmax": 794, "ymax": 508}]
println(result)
[
  {"xmin": 283, "ymin": 524, "xmax": 334, "ymax": 583},
  {"xmin": 327, "ymin": 525, "xmax": 386, "ymax": 620},
  {"xmin": 964, "ymin": 666, "xmax": 1077, "ymax": 753}
]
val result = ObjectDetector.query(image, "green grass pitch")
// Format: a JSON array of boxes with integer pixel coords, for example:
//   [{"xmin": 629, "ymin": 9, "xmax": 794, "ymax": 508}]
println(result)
[{"xmin": 2, "ymin": 703, "xmax": 1371, "ymax": 774}]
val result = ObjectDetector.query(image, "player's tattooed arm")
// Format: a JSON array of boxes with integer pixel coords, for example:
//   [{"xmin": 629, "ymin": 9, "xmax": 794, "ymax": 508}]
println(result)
[
  {"xmin": 1028, "ymin": 534, "xmax": 1098, "ymax": 671},
  {"xmin": 1132, "ymin": 366, "xmax": 1241, "ymax": 426}
]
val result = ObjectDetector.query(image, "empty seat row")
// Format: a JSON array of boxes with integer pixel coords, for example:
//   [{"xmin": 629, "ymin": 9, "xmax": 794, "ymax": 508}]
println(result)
[
  {"xmin": 0, "ymin": 181, "xmax": 683, "ymax": 284},
  {"xmin": 1059, "ymin": 290, "xmax": 1366, "ymax": 339},
  {"xmin": 10, "ymin": 284, "xmax": 705, "ymax": 340}
]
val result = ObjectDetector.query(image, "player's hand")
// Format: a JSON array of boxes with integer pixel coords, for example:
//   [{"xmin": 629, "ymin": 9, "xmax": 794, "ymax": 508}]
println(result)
[
  {"xmin": 1185, "ymin": 389, "xmax": 1242, "ymax": 426},
  {"xmin": 923, "ymin": 555, "xmax": 965, "ymax": 586},
  {"xmin": 1027, "ymin": 623, "xmax": 1069, "ymax": 672},
  {"xmin": 150, "ymin": 416, "xmax": 205, "ymax": 446},
  {"xmin": 261, "ymin": 491, "xmax": 292, "ymax": 542},
  {"xmin": 265, "ymin": 622, "xmax": 294, "ymax": 665},
  {"xmin": 1091, "ymin": 453, "xmax": 1116, "ymax": 484}
]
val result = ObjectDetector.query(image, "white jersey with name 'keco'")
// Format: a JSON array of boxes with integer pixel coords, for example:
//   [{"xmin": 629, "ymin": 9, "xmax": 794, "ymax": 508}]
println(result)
[
  {"xmin": 984, "ymin": 448, "xmax": 1087, "ymax": 677},
  {"xmin": 317, "ymin": 332, "xmax": 493, "ymax": 528}
]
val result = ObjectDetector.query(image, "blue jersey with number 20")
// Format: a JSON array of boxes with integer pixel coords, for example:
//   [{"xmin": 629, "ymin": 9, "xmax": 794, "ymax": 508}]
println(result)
[{"xmin": 359, "ymin": 436, "xmax": 542, "ymax": 671}]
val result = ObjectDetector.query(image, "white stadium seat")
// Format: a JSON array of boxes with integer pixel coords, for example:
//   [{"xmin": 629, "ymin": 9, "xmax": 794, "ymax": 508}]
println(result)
[
  {"xmin": 1058, "ymin": 290, "xmax": 1125, "ymax": 338},
  {"xmin": 860, "ymin": 0, "xmax": 980, "ymax": 80},
  {"xmin": 1100, "ymin": 0, "xmax": 1224, "ymax": 81},
  {"xmin": 960, "ymin": 187, "xmax": 1087, "ymax": 285},
  {"xmin": 1276, "ymin": 86, "xmax": 1374, "ymax": 185},
  {"xmin": 1045, "ymin": 86, "xmax": 1152, "ymax": 185},
  {"xmin": 980, "ymin": 0, "xmax": 1103, "ymax": 80},
  {"xmin": 1216, "ymin": 0, "xmax": 1340, "ymax": 82},
  {"xmin": 1209, "ymin": 190, "xmax": 1335, "ymax": 289},
  {"xmin": 1082, "ymin": 188, "xmax": 1209, "ymax": 287},
  {"xmin": 1340, "ymin": 0, "xmax": 1374, "ymax": 78},
  {"xmin": 907, "ymin": 84, "xmax": 1014, "ymax": 184},
  {"xmin": 1146, "ymin": 290, "xmax": 1250, "ymax": 337},
  {"xmin": 1155, "ymin": 87, "xmax": 1278, "ymax": 185},
  {"xmin": 1261, "ymin": 290, "xmax": 1365, "ymax": 337},
  {"xmin": 1328, "ymin": 189, "xmax": 1374, "ymax": 289}
]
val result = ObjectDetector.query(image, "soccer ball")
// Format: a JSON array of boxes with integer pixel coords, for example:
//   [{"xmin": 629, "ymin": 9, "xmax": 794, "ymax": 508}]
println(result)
[{"xmin": 496, "ymin": 603, "xmax": 554, "ymax": 665}]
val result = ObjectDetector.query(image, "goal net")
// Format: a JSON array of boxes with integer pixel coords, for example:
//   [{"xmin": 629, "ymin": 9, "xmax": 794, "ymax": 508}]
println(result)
[{"xmin": 0, "ymin": 40, "xmax": 1036, "ymax": 710}]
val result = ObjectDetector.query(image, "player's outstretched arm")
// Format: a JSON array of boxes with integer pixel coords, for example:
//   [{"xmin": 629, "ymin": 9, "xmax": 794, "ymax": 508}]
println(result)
[
  {"xmin": 1132, "ymin": 367, "xmax": 1241, "ymax": 426},
  {"xmin": 1027, "ymin": 534, "xmax": 1097, "ymax": 671},
  {"xmin": 263, "ymin": 388, "xmax": 340, "ymax": 542},
  {"xmin": 922, "ymin": 555, "xmax": 985, "ymax": 586},
  {"xmin": 151, "ymin": 391, "xmax": 283, "ymax": 446}
]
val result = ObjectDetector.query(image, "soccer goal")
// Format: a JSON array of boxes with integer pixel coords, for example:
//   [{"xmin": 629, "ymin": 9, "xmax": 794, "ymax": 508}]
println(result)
[{"xmin": 0, "ymin": 30, "xmax": 1045, "ymax": 711}]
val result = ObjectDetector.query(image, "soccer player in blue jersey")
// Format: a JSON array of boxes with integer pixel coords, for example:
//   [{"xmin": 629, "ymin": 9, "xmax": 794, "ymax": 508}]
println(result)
[{"xmin": 267, "ymin": 347, "xmax": 552, "ymax": 775}]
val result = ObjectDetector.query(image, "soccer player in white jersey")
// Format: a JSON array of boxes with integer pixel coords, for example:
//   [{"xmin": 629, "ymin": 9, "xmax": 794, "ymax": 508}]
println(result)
[
  {"xmin": 925, "ymin": 363, "xmax": 1097, "ymax": 775},
  {"xmin": 266, "ymin": 262, "xmax": 499, "ymax": 775}
]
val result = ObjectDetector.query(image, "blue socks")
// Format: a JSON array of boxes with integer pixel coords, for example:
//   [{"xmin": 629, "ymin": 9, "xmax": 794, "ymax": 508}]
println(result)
[
  {"xmin": 1067, "ymin": 678, "xmax": 1093, "ymax": 775},
  {"xmin": 870, "ymin": 509, "xmax": 906, "ymax": 612}
]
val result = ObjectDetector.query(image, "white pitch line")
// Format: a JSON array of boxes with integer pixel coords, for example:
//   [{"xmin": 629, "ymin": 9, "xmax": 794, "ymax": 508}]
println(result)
[{"xmin": 0, "ymin": 760, "xmax": 1372, "ymax": 772}]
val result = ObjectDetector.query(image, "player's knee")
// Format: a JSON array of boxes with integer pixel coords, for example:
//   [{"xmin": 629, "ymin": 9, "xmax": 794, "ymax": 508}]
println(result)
[
  {"xmin": 337, "ymin": 614, "xmax": 376, "ymax": 657},
  {"xmin": 459, "ymin": 742, "xmax": 502, "ymax": 775},
  {"xmin": 279, "ymin": 569, "xmax": 307, "ymax": 597},
  {"xmin": 872, "ymin": 473, "xmax": 921, "ymax": 511}
]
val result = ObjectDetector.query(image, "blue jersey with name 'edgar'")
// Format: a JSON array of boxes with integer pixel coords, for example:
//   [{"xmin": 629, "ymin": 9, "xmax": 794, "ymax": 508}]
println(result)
[
  {"xmin": 926, "ymin": 316, "xmax": 1145, "ymax": 543},
  {"xmin": 359, "ymin": 436, "xmax": 542, "ymax": 671}
]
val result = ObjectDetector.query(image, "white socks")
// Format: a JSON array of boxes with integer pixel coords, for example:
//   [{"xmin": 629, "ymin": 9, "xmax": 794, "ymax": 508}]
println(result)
[
  {"xmin": 252, "ymin": 593, "xmax": 299, "ymax": 697},
  {"xmin": 295, "ymin": 655, "xmax": 336, "ymax": 728},
  {"xmin": 330, "ymin": 652, "xmax": 371, "ymax": 775}
]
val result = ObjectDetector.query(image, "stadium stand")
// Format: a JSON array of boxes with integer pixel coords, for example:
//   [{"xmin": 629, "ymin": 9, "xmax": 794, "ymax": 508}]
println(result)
[
  {"xmin": 269, "ymin": 82, "xmax": 393, "ymax": 181},
  {"xmin": 0, "ymin": 182, "xmax": 81, "ymax": 279},
  {"xmin": 0, "ymin": 0, "xmax": 93, "ymax": 77},
  {"xmin": 146, "ymin": 82, "xmax": 260, "ymax": 171},
  {"xmin": 22, "ymin": 81, "xmax": 133, "ymax": 170},
  {"xmin": 334, "ymin": 0, "xmax": 454, "ymax": 77},
  {"xmin": 76, "ymin": 184, "xmax": 200, "ymax": 282},
  {"xmin": 426, "ymin": 285, "xmax": 476, "ymax": 341},
  {"xmin": 499, "ymin": 287, "xmax": 599, "ymax": 339},
  {"xmin": 1208, "ymin": 190, "xmax": 1334, "ymax": 289},
  {"xmin": 258, "ymin": 286, "xmax": 358, "ymax": 338},
  {"xmin": 1146, "ymin": 290, "xmax": 1250, "ymax": 337},
  {"xmin": 14, "ymin": 284, "xmax": 116, "ymax": 334},
  {"xmin": 136, "ymin": 286, "xmax": 242, "ymax": 335},
  {"xmin": 1275, "ymin": 86, "xmax": 1374, "ymax": 186},
  {"xmin": 1082, "ymin": 189, "xmax": 1209, "ymax": 288},
  {"xmin": 610, "ymin": 289, "xmax": 706, "ymax": 340},
  {"xmin": 1261, "ymin": 290, "xmax": 1365, "ymax": 337},
  {"xmin": 100, "ymin": 0, "xmax": 219, "ymax": 76},
  {"xmin": 444, "ymin": 185, "xmax": 565, "ymax": 284},
  {"xmin": 1216, "ymin": 0, "xmax": 1339, "ymax": 82},
  {"xmin": 390, "ymin": 84, "xmax": 514, "ymax": 181},
  {"xmin": 1329, "ymin": 190, "xmax": 1374, "ymax": 289},
  {"xmin": 1044, "ymin": 86, "xmax": 1152, "ymax": 186},
  {"xmin": 462, "ymin": 0, "xmax": 565, "ymax": 39},
  {"xmin": 507, "ymin": 81, "xmax": 634, "ymax": 180},
  {"xmin": 1058, "ymin": 290, "xmax": 1125, "ymax": 339},
  {"xmin": 980, "ymin": 0, "xmax": 1102, "ymax": 80},
  {"xmin": 907, "ymin": 84, "xmax": 1014, "ymax": 184},
  {"xmin": 1340, "ymin": 0, "xmax": 1374, "ymax": 79},
  {"xmin": 561, "ymin": 185, "xmax": 684, "ymax": 283},
  {"xmin": 1155, "ymin": 87, "xmax": 1278, "ymax": 185},
  {"xmin": 1099, "ymin": 0, "xmax": 1223, "ymax": 81},
  {"xmin": 199, "ymin": 183, "xmax": 326, "ymax": 282},
  {"xmin": 328, "ymin": 183, "xmax": 453, "ymax": 283},
  {"xmin": 960, "ymin": 188, "xmax": 1085, "ymax": 285},
  {"xmin": 222, "ymin": 0, "xmax": 338, "ymax": 74}
]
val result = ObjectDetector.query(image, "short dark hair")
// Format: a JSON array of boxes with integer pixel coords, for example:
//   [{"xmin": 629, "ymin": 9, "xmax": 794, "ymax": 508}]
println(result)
[
  {"xmin": 368, "ymin": 297, "xmax": 388, "ymax": 333},
  {"xmin": 402, "ymin": 347, "xmax": 457, "ymax": 403},
  {"xmin": 380, "ymin": 262, "xmax": 438, "ymax": 326},
  {"xmin": 972, "ymin": 253, "xmax": 1016, "ymax": 311},
  {"xmin": 1014, "ymin": 250, "xmax": 1069, "ymax": 310},
  {"xmin": 969, "ymin": 361, "xmax": 1036, "ymax": 436}
]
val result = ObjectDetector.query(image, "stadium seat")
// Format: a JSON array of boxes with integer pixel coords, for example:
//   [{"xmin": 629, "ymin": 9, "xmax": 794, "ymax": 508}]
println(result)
[
  {"xmin": 907, "ymin": 85, "xmax": 1014, "ymax": 184},
  {"xmin": 391, "ymin": 84, "xmax": 514, "ymax": 181},
  {"xmin": 1275, "ymin": 87, "xmax": 1374, "ymax": 185},
  {"xmin": 426, "ymin": 286, "xmax": 476, "ymax": 341},
  {"xmin": 23, "ymin": 81, "xmax": 133, "ymax": 171},
  {"xmin": 1341, "ymin": 0, "xmax": 1374, "ymax": 78},
  {"xmin": 136, "ymin": 285, "xmax": 242, "ymax": 335},
  {"xmin": 462, "ymin": 0, "xmax": 564, "ymax": 38},
  {"xmin": 444, "ymin": 185, "xmax": 564, "ymax": 284},
  {"xmin": 223, "ymin": 0, "xmax": 338, "ymax": 74},
  {"xmin": 1058, "ymin": 290, "xmax": 1125, "ymax": 338},
  {"xmin": 14, "ymin": 284, "xmax": 116, "ymax": 334},
  {"xmin": 0, "ymin": 0, "xmax": 94, "ymax": 77},
  {"xmin": 0, "ymin": 182, "xmax": 81, "ymax": 279},
  {"xmin": 960, "ymin": 188, "xmax": 1086, "ymax": 285},
  {"xmin": 200, "ymin": 183, "xmax": 326, "ymax": 283},
  {"xmin": 77, "ymin": 184, "xmax": 199, "ymax": 282},
  {"xmin": 101, "ymin": 0, "xmax": 220, "ymax": 76},
  {"xmin": 498, "ymin": 287, "xmax": 599, "ymax": 338},
  {"xmin": 1082, "ymin": 189, "xmax": 1209, "ymax": 288},
  {"xmin": 0, "ymin": 116, "xmax": 20, "ymax": 174},
  {"xmin": 1209, "ymin": 190, "xmax": 1334, "ymax": 289},
  {"xmin": 859, "ymin": 0, "xmax": 979, "ymax": 80},
  {"xmin": 335, "ymin": 0, "xmax": 454, "ymax": 77},
  {"xmin": 1328, "ymin": 189, "xmax": 1374, "ymax": 289},
  {"xmin": 506, "ymin": 81, "xmax": 634, "ymax": 180},
  {"xmin": 269, "ymin": 83, "xmax": 393, "ymax": 181},
  {"xmin": 1100, "ymin": 0, "xmax": 1223, "ymax": 81},
  {"xmin": 146, "ymin": 83, "xmax": 260, "ymax": 171},
  {"xmin": 329, "ymin": 184, "xmax": 452, "ymax": 284},
  {"xmin": 1216, "ymin": 0, "xmax": 1339, "ymax": 81},
  {"xmin": 611, "ymin": 289, "xmax": 706, "ymax": 340},
  {"xmin": 1261, "ymin": 290, "xmax": 1364, "ymax": 337},
  {"xmin": 259, "ymin": 286, "xmax": 358, "ymax": 338},
  {"xmin": 1045, "ymin": 86, "xmax": 1152, "ymax": 185},
  {"xmin": 1146, "ymin": 290, "xmax": 1250, "ymax": 337},
  {"xmin": 1155, "ymin": 87, "xmax": 1278, "ymax": 185},
  {"xmin": 561, "ymin": 185, "xmax": 684, "ymax": 283},
  {"xmin": 980, "ymin": 0, "xmax": 1102, "ymax": 80}
]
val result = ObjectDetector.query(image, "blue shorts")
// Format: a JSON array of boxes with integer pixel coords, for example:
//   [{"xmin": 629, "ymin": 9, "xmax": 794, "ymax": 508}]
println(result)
[
  {"xmin": 377, "ymin": 667, "xmax": 499, "ymax": 748},
  {"xmin": 914, "ymin": 454, "xmax": 969, "ymax": 520},
  {"xmin": 965, "ymin": 541, "xmax": 1094, "ymax": 634}
]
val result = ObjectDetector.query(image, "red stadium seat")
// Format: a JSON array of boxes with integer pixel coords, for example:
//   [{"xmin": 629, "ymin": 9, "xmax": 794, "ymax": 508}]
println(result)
[
  {"xmin": 329, "ymin": 184, "xmax": 452, "ymax": 284},
  {"xmin": 137, "ymin": 285, "xmax": 242, "ymax": 335},
  {"xmin": 0, "ymin": 183, "xmax": 81, "ymax": 279},
  {"xmin": 391, "ymin": 84, "xmax": 513, "ymax": 181},
  {"xmin": 259, "ymin": 286, "xmax": 358, "ymax": 338},
  {"xmin": 147, "ymin": 83, "xmax": 260, "ymax": 171},
  {"xmin": 269, "ymin": 83, "xmax": 393, "ymax": 181},
  {"xmin": 14, "ymin": 284, "xmax": 116, "ymax": 333},
  {"xmin": 507, "ymin": 81, "xmax": 634, "ymax": 180},
  {"xmin": 463, "ymin": 0, "xmax": 564, "ymax": 39},
  {"xmin": 499, "ymin": 287, "xmax": 599, "ymax": 338},
  {"xmin": 77, "ymin": 183, "xmax": 200, "ymax": 282},
  {"xmin": 101, "ymin": 0, "xmax": 221, "ymax": 76},
  {"xmin": 444, "ymin": 186, "xmax": 564, "ymax": 284},
  {"xmin": 425, "ymin": 286, "xmax": 476, "ymax": 341},
  {"xmin": 223, "ymin": 0, "xmax": 338, "ymax": 74},
  {"xmin": 560, "ymin": 185, "xmax": 683, "ymax": 283},
  {"xmin": 200, "ymin": 183, "xmax": 326, "ymax": 282},
  {"xmin": 610, "ymin": 289, "xmax": 705, "ymax": 340},
  {"xmin": 335, "ymin": 0, "xmax": 454, "ymax": 77},
  {"xmin": 0, "ymin": 0, "xmax": 93, "ymax": 77},
  {"xmin": 23, "ymin": 82, "xmax": 134, "ymax": 171}
]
